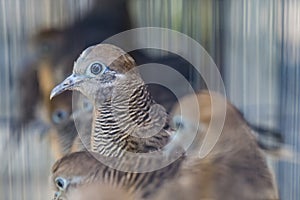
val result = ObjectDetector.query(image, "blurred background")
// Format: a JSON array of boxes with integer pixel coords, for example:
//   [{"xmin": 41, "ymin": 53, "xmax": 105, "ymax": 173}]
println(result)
[{"xmin": 0, "ymin": 0, "xmax": 299, "ymax": 199}]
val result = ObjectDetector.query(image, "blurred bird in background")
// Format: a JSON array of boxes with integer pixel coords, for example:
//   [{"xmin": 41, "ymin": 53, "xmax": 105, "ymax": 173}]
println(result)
[
  {"xmin": 162, "ymin": 90, "xmax": 279, "ymax": 200},
  {"xmin": 165, "ymin": 91, "xmax": 278, "ymax": 200},
  {"xmin": 170, "ymin": 90, "xmax": 294, "ymax": 162}
]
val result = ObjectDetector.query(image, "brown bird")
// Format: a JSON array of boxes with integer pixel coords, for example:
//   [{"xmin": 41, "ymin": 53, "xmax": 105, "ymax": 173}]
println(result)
[
  {"xmin": 51, "ymin": 151, "xmax": 140, "ymax": 200},
  {"xmin": 51, "ymin": 150, "xmax": 182, "ymax": 200},
  {"xmin": 153, "ymin": 91, "xmax": 279, "ymax": 200},
  {"xmin": 50, "ymin": 44, "xmax": 174, "ymax": 156},
  {"xmin": 50, "ymin": 44, "xmax": 186, "ymax": 200}
]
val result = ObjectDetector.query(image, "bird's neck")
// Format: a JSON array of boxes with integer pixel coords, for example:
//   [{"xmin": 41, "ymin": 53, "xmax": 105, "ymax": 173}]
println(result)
[{"xmin": 91, "ymin": 82, "xmax": 170, "ymax": 157}]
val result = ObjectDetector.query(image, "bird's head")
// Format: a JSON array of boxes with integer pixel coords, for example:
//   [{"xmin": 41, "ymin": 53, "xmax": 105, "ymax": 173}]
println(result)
[
  {"xmin": 50, "ymin": 44, "xmax": 137, "ymax": 104},
  {"xmin": 50, "ymin": 151, "xmax": 102, "ymax": 200}
]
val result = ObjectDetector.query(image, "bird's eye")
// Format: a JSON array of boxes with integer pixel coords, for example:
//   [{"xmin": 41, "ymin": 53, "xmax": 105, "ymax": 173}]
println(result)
[
  {"xmin": 52, "ymin": 109, "xmax": 69, "ymax": 124},
  {"xmin": 175, "ymin": 121, "xmax": 184, "ymax": 129},
  {"xmin": 55, "ymin": 177, "xmax": 68, "ymax": 190},
  {"xmin": 90, "ymin": 62, "xmax": 105, "ymax": 75}
]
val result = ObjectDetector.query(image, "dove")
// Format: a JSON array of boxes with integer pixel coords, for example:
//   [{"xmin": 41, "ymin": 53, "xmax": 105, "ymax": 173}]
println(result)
[
  {"xmin": 158, "ymin": 91, "xmax": 279, "ymax": 200},
  {"xmin": 50, "ymin": 44, "xmax": 184, "ymax": 199}
]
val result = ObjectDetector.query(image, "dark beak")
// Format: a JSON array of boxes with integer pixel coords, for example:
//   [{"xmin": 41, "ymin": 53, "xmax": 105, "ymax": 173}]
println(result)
[{"xmin": 50, "ymin": 74, "xmax": 84, "ymax": 100}]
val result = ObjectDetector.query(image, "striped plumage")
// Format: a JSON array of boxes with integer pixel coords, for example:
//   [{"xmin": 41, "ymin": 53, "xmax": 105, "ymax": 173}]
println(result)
[
  {"xmin": 51, "ymin": 151, "xmax": 183, "ymax": 199},
  {"xmin": 92, "ymin": 84, "xmax": 170, "ymax": 157}
]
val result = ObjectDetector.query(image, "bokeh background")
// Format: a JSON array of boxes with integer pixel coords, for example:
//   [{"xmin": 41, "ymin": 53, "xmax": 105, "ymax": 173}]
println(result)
[{"xmin": 0, "ymin": 0, "xmax": 299, "ymax": 199}]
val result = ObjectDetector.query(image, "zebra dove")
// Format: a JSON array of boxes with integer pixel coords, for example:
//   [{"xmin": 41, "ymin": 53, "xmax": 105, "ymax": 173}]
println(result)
[
  {"xmin": 51, "ymin": 150, "xmax": 183, "ymax": 200},
  {"xmin": 51, "ymin": 151, "xmax": 139, "ymax": 200},
  {"xmin": 50, "ymin": 44, "xmax": 185, "ymax": 199},
  {"xmin": 50, "ymin": 44, "xmax": 174, "ymax": 156}
]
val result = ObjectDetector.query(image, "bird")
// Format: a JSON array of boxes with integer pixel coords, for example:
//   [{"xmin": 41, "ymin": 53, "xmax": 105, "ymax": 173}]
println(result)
[
  {"xmin": 51, "ymin": 151, "xmax": 139, "ymax": 200},
  {"xmin": 51, "ymin": 150, "xmax": 183, "ymax": 200},
  {"xmin": 50, "ymin": 44, "xmax": 174, "ymax": 156},
  {"xmin": 50, "ymin": 44, "xmax": 185, "ymax": 199},
  {"xmin": 157, "ymin": 90, "xmax": 279, "ymax": 200},
  {"xmin": 50, "ymin": 44, "xmax": 278, "ymax": 199}
]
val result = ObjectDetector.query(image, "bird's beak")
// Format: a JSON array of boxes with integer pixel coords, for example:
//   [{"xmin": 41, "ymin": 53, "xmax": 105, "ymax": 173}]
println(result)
[{"xmin": 50, "ymin": 74, "xmax": 84, "ymax": 100}]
